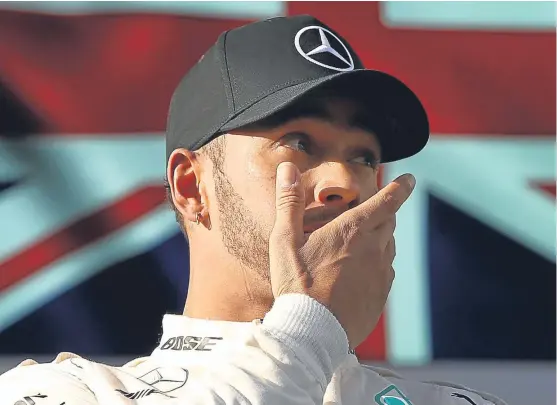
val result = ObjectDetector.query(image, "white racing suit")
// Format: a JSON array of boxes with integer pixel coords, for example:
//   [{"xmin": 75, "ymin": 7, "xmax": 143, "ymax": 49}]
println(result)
[{"xmin": 0, "ymin": 294, "xmax": 507, "ymax": 405}]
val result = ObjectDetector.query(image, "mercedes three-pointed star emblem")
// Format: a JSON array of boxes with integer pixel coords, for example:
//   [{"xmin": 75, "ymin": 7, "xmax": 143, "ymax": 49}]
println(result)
[{"xmin": 294, "ymin": 26, "xmax": 355, "ymax": 72}]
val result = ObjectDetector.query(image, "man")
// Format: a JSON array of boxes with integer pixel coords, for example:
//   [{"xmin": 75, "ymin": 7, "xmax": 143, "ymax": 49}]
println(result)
[{"xmin": 0, "ymin": 15, "xmax": 506, "ymax": 405}]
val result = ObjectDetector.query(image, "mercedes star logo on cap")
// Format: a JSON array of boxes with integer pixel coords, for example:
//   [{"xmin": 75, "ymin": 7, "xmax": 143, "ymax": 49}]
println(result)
[{"xmin": 294, "ymin": 25, "xmax": 355, "ymax": 72}]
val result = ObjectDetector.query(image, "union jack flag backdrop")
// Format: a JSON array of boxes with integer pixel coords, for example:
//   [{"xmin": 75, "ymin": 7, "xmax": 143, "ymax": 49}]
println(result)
[{"xmin": 0, "ymin": 1, "xmax": 554, "ymax": 365}]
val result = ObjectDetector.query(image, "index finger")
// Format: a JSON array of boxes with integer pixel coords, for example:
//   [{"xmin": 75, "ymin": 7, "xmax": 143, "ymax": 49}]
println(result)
[{"xmin": 339, "ymin": 173, "xmax": 416, "ymax": 229}]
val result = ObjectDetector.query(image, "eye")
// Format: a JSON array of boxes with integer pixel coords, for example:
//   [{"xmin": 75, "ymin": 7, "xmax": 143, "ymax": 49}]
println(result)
[
  {"xmin": 281, "ymin": 132, "xmax": 313, "ymax": 154},
  {"xmin": 351, "ymin": 153, "xmax": 379, "ymax": 169}
]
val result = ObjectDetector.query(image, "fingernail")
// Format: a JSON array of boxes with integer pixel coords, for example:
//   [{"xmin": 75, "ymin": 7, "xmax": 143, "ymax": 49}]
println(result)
[
  {"xmin": 407, "ymin": 174, "xmax": 416, "ymax": 189},
  {"xmin": 278, "ymin": 162, "xmax": 296, "ymax": 188}
]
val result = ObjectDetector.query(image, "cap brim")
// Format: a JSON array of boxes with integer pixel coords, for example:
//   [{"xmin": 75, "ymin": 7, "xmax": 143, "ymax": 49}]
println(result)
[{"xmin": 219, "ymin": 69, "xmax": 429, "ymax": 163}]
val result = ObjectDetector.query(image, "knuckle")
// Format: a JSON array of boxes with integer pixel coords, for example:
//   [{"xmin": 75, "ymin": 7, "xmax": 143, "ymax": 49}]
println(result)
[
  {"xmin": 270, "ymin": 227, "xmax": 294, "ymax": 245},
  {"xmin": 387, "ymin": 266, "xmax": 395, "ymax": 283},
  {"xmin": 392, "ymin": 238, "xmax": 397, "ymax": 258},
  {"xmin": 381, "ymin": 192, "xmax": 401, "ymax": 214},
  {"xmin": 387, "ymin": 249, "xmax": 395, "ymax": 264},
  {"xmin": 383, "ymin": 216, "xmax": 395, "ymax": 231},
  {"xmin": 276, "ymin": 193, "xmax": 302, "ymax": 210}
]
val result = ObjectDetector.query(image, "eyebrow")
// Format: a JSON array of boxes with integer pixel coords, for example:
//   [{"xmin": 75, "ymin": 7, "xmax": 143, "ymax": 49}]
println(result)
[{"xmin": 285, "ymin": 101, "xmax": 383, "ymax": 161}]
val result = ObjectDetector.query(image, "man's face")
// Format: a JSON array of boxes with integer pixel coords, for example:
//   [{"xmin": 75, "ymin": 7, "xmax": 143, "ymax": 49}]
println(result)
[{"xmin": 210, "ymin": 97, "xmax": 382, "ymax": 280}]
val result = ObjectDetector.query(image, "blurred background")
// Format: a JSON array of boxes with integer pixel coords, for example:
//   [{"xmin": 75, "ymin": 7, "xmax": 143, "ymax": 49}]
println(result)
[{"xmin": 0, "ymin": 1, "xmax": 555, "ymax": 403}]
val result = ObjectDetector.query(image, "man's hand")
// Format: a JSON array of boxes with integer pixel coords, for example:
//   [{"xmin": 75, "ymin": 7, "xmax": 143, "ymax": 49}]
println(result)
[{"xmin": 269, "ymin": 162, "xmax": 415, "ymax": 349}]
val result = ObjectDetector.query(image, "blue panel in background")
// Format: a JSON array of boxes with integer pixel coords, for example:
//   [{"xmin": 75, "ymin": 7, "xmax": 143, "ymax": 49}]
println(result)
[
  {"xmin": 0, "ymin": 232, "xmax": 190, "ymax": 355},
  {"xmin": 382, "ymin": 1, "xmax": 556, "ymax": 30},
  {"xmin": 427, "ymin": 193, "xmax": 555, "ymax": 360}
]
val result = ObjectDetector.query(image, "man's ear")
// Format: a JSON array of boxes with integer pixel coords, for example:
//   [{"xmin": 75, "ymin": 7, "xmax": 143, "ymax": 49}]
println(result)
[{"xmin": 167, "ymin": 148, "xmax": 208, "ymax": 224}]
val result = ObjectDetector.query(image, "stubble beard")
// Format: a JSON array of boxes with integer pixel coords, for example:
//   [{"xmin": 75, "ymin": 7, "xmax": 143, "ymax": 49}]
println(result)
[{"xmin": 213, "ymin": 166, "xmax": 271, "ymax": 282}]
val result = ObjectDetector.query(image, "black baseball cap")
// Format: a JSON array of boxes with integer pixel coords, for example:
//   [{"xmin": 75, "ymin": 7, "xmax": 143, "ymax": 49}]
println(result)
[{"xmin": 166, "ymin": 15, "xmax": 429, "ymax": 163}]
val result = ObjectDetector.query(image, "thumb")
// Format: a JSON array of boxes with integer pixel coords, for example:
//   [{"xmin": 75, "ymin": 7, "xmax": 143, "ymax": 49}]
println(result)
[{"xmin": 271, "ymin": 162, "xmax": 305, "ymax": 249}]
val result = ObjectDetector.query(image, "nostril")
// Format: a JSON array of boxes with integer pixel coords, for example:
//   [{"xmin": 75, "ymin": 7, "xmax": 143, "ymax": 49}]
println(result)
[{"xmin": 326, "ymin": 194, "xmax": 343, "ymax": 202}]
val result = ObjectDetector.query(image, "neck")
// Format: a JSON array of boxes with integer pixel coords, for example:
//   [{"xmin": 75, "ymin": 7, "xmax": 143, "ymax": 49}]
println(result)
[{"xmin": 183, "ymin": 242, "xmax": 274, "ymax": 322}]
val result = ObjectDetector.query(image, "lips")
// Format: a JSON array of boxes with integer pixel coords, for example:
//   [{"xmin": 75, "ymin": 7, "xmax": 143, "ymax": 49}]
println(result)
[{"xmin": 302, "ymin": 208, "xmax": 343, "ymax": 235}]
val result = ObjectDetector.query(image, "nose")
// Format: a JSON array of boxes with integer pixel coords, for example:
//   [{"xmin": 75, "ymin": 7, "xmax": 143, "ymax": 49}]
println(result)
[{"xmin": 314, "ymin": 163, "xmax": 360, "ymax": 209}]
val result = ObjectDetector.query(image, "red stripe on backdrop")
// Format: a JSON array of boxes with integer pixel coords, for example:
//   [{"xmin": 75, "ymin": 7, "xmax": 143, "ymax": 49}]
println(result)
[
  {"xmin": 0, "ymin": 185, "xmax": 165, "ymax": 291},
  {"xmin": 288, "ymin": 2, "xmax": 556, "ymax": 137},
  {"xmin": 531, "ymin": 181, "xmax": 557, "ymax": 199},
  {"xmin": 0, "ymin": 12, "xmax": 250, "ymax": 135},
  {"xmin": 1, "ymin": 8, "xmax": 553, "ymax": 137},
  {"xmin": 355, "ymin": 313, "xmax": 387, "ymax": 361}
]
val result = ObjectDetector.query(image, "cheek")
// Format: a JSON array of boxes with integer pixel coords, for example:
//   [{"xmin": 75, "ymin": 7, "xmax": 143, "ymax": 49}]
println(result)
[
  {"xmin": 359, "ymin": 170, "xmax": 380, "ymax": 200},
  {"xmin": 244, "ymin": 152, "xmax": 278, "ymax": 201},
  {"xmin": 233, "ymin": 153, "xmax": 278, "ymax": 222},
  {"xmin": 245, "ymin": 147, "xmax": 307, "ymax": 181},
  {"xmin": 246, "ymin": 154, "xmax": 276, "ymax": 182}
]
